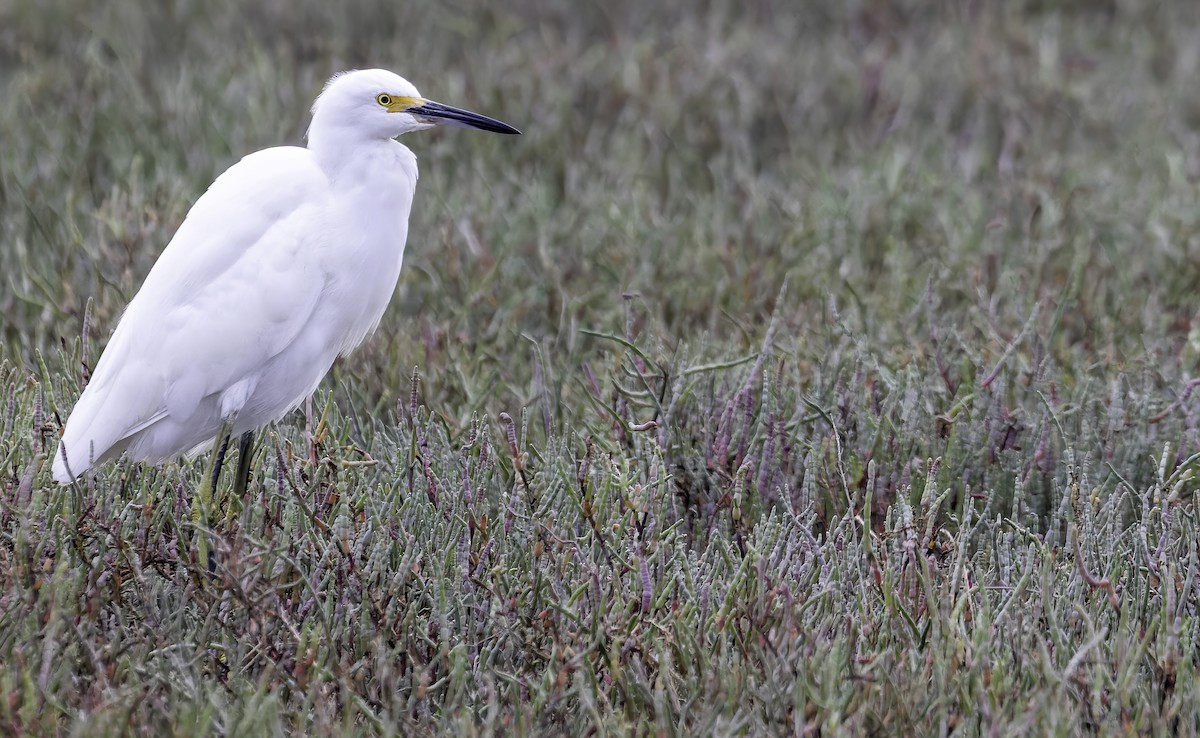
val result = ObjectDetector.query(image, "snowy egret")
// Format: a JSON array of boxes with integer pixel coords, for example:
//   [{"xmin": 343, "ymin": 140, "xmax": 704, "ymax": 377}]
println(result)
[{"xmin": 53, "ymin": 69, "xmax": 519, "ymax": 487}]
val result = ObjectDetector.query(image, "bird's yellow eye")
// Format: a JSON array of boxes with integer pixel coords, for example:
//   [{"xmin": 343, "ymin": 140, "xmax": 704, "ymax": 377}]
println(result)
[{"xmin": 376, "ymin": 93, "xmax": 392, "ymax": 107}]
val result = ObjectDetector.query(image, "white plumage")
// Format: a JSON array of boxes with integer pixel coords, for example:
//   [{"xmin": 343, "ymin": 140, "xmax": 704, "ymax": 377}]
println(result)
[{"xmin": 54, "ymin": 68, "xmax": 518, "ymax": 483}]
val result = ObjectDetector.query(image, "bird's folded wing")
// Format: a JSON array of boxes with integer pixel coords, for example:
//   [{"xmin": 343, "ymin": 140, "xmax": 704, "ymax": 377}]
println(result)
[{"xmin": 59, "ymin": 147, "xmax": 332, "ymax": 466}]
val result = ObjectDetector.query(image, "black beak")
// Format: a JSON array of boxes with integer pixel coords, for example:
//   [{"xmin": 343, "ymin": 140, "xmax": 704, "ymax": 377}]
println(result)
[{"xmin": 409, "ymin": 100, "xmax": 521, "ymax": 135}]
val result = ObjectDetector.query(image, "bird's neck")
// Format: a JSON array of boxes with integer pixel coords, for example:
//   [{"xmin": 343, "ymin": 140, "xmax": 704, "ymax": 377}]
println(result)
[{"xmin": 307, "ymin": 125, "xmax": 394, "ymax": 181}]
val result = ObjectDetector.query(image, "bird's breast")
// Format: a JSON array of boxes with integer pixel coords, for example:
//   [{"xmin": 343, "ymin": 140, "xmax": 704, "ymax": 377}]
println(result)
[{"xmin": 316, "ymin": 155, "xmax": 417, "ymax": 353}]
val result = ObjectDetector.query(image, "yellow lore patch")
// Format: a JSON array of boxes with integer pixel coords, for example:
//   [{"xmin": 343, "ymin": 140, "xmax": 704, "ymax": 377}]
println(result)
[{"xmin": 376, "ymin": 93, "xmax": 424, "ymax": 112}]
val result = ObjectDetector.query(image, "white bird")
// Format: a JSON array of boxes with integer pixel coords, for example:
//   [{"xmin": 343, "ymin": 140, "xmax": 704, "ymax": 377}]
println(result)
[{"xmin": 53, "ymin": 68, "xmax": 519, "ymax": 485}]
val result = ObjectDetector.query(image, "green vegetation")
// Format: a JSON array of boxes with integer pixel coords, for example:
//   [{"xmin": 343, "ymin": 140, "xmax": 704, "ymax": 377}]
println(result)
[{"xmin": 3, "ymin": 0, "xmax": 1200, "ymax": 734}]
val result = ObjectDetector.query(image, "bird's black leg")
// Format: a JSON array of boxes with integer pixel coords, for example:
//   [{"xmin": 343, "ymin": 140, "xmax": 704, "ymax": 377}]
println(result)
[
  {"xmin": 232, "ymin": 430, "xmax": 254, "ymax": 501},
  {"xmin": 211, "ymin": 431, "xmax": 233, "ymax": 492},
  {"xmin": 206, "ymin": 431, "xmax": 233, "ymax": 574},
  {"xmin": 196, "ymin": 416, "xmax": 237, "ymax": 575}
]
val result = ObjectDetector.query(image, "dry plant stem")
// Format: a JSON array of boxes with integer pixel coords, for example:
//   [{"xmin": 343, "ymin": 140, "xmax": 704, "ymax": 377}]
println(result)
[
  {"xmin": 1073, "ymin": 525, "xmax": 1121, "ymax": 612},
  {"xmin": 1147, "ymin": 377, "xmax": 1200, "ymax": 424}
]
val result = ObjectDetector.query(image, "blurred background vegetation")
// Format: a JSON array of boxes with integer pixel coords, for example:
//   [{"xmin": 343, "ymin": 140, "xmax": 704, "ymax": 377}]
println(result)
[{"xmin": 3, "ymin": 0, "xmax": 1200, "ymax": 734}]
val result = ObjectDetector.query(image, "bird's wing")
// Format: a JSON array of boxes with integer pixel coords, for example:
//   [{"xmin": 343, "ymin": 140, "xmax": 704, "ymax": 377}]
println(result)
[{"xmin": 55, "ymin": 146, "xmax": 331, "ymax": 480}]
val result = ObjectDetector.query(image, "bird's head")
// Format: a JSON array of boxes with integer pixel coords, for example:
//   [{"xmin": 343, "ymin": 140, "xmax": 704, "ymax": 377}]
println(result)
[{"xmin": 309, "ymin": 68, "xmax": 519, "ymax": 142}]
